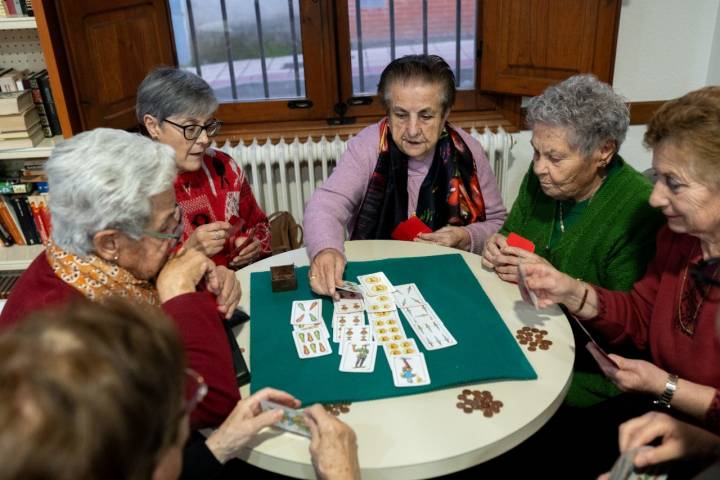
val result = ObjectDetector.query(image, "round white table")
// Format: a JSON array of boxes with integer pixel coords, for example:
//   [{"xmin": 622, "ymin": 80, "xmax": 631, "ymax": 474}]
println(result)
[{"xmin": 233, "ymin": 240, "xmax": 574, "ymax": 479}]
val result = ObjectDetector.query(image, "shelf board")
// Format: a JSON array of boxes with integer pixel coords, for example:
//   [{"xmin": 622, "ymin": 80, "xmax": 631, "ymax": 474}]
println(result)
[
  {"xmin": 0, "ymin": 16, "xmax": 37, "ymax": 30},
  {"xmin": 0, "ymin": 135, "xmax": 61, "ymax": 159},
  {"xmin": 0, "ymin": 244, "xmax": 43, "ymax": 270}
]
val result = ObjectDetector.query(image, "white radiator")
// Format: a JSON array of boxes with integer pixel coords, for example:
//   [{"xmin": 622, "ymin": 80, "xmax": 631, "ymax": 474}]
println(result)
[{"xmin": 212, "ymin": 126, "xmax": 513, "ymax": 222}]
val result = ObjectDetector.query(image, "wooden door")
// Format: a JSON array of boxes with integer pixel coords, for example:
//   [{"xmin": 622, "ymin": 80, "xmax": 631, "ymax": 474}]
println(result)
[
  {"xmin": 480, "ymin": 0, "xmax": 622, "ymax": 96},
  {"xmin": 51, "ymin": 0, "xmax": 176, "ymax": 131}
]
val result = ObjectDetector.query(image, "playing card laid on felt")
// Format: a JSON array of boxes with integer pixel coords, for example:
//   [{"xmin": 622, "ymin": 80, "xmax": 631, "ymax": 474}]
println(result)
[
  {"xmin": 260, "ymin": 400, "xmax": 311, "ymax": 437},
  {"xmin": 369, "ymin": 313, "xmax": 407, "ymax": 344},
  {"xmin": 292, "ymin": 329, "xmax": 332, "ymax": 359},
  {"xmin": 403, "ymin": 305, "xmax": 457, "ymax": 350},
  {"xmin": 332, "ymin": 312, "xmax": 365, "ymax": 342},
  {"xmin": 334, "ymin": 298, "xmax": 365, "ymax": 314},
  {"xmin": 365, "ymin": 293, "xmax": 397, "ymax": 313},
  {"xmin": 337, "ymin": 289, "xmax": 364, "ymax": 301},
  {"xmin": 290, "ymin": 300, "xmax": 322, "ymax": 326},
  {"xmin": 338, "ymin": 325, "xmax": 373, "ymax": 354},
  {"xmin": 293, "ymin": 321, "xmax": 329, "ymax": 340},
  {"xmin": 357, "ymin": 272, "xmax": 395, "ymax": 296},
  {"xmin": 391, "ymin": 353, "xmax": 430, "ymax": 387},
  {"xmin": 382, "ymin": 338, "xmax": 420, "ymax": 364},
  {"xmin": 392, "ymin": 283, "xmax": 428, "ymax": 308},
  {"xmin": 339, "ymin": 342, "xmax": 378, "ymax": 373}
]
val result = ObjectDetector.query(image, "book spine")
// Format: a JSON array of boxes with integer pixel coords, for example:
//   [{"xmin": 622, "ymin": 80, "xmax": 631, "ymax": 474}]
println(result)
[
  {"xmin": 9, "ymin": 195, "xmax": 38, "ymax": 245},
  {"xmin": 37, "ymin": 74, "xmax": 61, "ymax": 136},
  {"xmin": 3, "ymin": 0, "xmax": 16, "ymax": 16},
  {"xmin": 17, "ymin": 0, "xmax": 25, "ymax": 15},
  {"xmin": 0, "ymin": 197, "xmax": 24, "ymax": 245},
  {"xmin": 28, "ymin": 74, "xmax": 52, "ymax": 137},
  {"xmin": 27, "ymin": 196, "xmax": 47, "ymax": 244},
  {"xmin": 0, "ymin": 213, "xmax": 14, "ymax": 246},
  {"xmin": 23, "ymin": 0, "xmax": 31, "ymax": 16},
  {"xmin": 12, "ymin": 0, "xmax": 21, "ymax": 16}
]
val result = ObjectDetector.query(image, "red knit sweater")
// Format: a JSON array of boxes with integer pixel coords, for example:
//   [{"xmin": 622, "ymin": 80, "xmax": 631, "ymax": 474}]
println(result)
[
  {"xmin": 175, "ymin": 148, "xmax": 271, "ymax": 268},
  {"xmin": 0, "ymin": 254, "xmax": 240, "ymax": 429},
  {"xmin": 588, "ymin": 226, "xmax": 720, "ymax": 431}
]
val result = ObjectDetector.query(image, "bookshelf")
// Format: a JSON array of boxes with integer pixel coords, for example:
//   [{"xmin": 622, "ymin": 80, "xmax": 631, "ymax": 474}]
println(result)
[
  {"xmin": 0, "ymin": 15, "xmax": 54, "ymax": 270},
  {"xmin": 0, "ymin": 16, "xmax": 36, "ymax": 30}
]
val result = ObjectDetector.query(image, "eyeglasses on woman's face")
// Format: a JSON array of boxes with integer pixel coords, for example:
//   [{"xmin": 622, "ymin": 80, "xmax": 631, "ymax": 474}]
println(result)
[
  {"xmin": 143, "ymin": 204, "xmax": 183, "ymax": 249},
  {"xmin": 163, "ymin": 118, "xmax": 223, "ymax": 141}
]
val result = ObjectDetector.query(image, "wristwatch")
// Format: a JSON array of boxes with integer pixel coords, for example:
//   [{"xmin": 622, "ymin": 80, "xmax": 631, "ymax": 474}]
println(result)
[{"xmin": 654, "ymin": 373, "xmax": 678, "ymax": 409}]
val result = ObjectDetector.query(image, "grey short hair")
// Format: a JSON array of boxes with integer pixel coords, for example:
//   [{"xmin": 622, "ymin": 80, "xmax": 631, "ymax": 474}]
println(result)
[
  {"xmin": 136, "ymin": 67, "xmax": 218, "ymax": 123},
  {"xmin": 47, "ymin": 128, "xmax": 178, "ymax": 256},
  {"xmin": 525, "ymin": 74, "xmax": 629, "ymax": 157}
]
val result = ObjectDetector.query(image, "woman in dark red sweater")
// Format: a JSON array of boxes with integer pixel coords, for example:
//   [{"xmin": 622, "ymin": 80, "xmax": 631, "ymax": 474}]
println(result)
[
  {"xmin": 523, "ymin": 86, "xmax": 720, "ymax": 434},
  {"xmin": 136, "ymin": 67, "xmax": 271, "ymax": 269},
  {"xmin": 0, "ymin": 129, "xmax": 241, "ymax": 431}
]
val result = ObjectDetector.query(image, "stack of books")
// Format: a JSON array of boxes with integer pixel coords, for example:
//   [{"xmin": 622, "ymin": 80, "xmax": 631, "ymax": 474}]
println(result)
[{"xmin": 0, "ymin": 69, "xmax": 61, "ymax": 149}]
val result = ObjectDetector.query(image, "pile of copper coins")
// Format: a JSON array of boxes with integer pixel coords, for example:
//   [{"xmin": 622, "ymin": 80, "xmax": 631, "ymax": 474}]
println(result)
[
  {"xmin": 323, "ymin": 402, "xmax": 351, "ymax": 416},
  {"xmin": 515, "ymin": 326, "xmax": 552, "ymax": 351},
  {"xmin": 455, "ymin": 389, "xmax": 503, "ymax": 417}
]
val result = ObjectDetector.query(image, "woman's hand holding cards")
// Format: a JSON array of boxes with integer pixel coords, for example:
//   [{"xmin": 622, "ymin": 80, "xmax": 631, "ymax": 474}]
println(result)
[
  {"xmin": 602, "ymin": 355, "xmax": 668, "ymax": 396},
  {"xmin": 205, "ymin": 388, "xmax": 300, "ymax": 464},
  {"xmin": 187, "ymin": 221, "xmax": 231, "ymax": 257},
  {"xmin": 304, "ymin": 404, "xmax": 361, "ymax": 480},
  {"xmin": 309, "ymin": 248, "xmax": 346, "ymax": 299}
]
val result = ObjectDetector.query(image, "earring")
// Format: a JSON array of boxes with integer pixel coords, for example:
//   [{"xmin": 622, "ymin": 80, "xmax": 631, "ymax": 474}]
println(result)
[{"xmin": 113, "ymin": 254, "xmax": 119, "ymax": 262}]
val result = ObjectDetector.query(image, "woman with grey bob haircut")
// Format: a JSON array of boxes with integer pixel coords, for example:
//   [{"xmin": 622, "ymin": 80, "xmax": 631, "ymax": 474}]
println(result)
[
  {"xmin": 137, "ymin": 67, "xmax": 272, "ymax": 270},
  {"xmin": 482, "ymin": 74, "xmax": 665, "ymax": 409}
]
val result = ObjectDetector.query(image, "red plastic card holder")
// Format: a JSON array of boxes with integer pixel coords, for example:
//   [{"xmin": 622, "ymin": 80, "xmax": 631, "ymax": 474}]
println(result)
[
  {"xmin": 391, "ymin": 216, "xmax": 432, "ymax": 241},
  {"xmin": 506, "ymin": 232, "xmax": 535, "ymax": 253}
]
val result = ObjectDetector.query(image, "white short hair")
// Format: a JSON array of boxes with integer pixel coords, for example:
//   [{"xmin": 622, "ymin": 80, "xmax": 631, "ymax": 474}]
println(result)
[{"xmin": 47, "ymin": 128, "xmax": 178, "ymax": 256}]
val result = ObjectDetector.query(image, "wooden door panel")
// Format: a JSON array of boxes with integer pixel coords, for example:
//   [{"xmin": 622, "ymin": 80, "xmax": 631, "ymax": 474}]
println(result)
[
  {"xmin": 54, "ymin": 0, "xmax": 175, "ymax": 130},
  {"xmin": 481, "ymin": 0, "xmax": 621, "ymax": 96}
]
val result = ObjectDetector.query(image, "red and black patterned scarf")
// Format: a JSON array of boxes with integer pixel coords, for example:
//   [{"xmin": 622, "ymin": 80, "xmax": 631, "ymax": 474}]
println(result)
[{"xmin": 351, "ymin": 118, "xmax": 486, "ymax": 240}]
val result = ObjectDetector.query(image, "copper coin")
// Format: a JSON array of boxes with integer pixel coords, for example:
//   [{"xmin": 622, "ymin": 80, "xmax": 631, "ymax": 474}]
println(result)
[
  {"xmin": 462, "ymin": 389, "xmax": 472, "ymax": 395},
  {"xmin": 519, "ymin": 339, "xmax": 528, "ymax": 345},
  {"xmin": 456, "ymin": 402, "xmax": 466, "ymax": 409},
  {"xmin": 540, "ymin": 330, "xmax": 548, "ymax": 335},
  {"xmin": 531, "ymin": 328, "xmax": 539, "ymax": 332},
  {"xmin": 540, "ymin": 344, "xmax": 549, "ymax": 350},
  {"xmin": 528, "ymin": 346, "xmax": 537, "ymax": 351},
  {"xmin": 483, "ymin": 410, "xmax": 493, "ymax": 417},
  {"xmin": 463, "ymin": 407, "xmax": 474, "ymax": 414},
  {"xmin": 494, "ymin": 401, "xmax": 503, "ymax": 408},
  {"xmin": 544, "ymin": 340, "xmax": 553, "ymax": 345},
  {"xmin": 340, "ymin": 406, "xmax": 350, "ymax": 413},
  {"xmin": 457, "ymin": 394, "xmax": 466, "ymax": 400}
]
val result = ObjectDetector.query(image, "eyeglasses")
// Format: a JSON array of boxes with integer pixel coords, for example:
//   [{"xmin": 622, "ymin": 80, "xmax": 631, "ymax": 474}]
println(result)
[
  {"xmin": 183, "ymin": 368, "xmax": 208, "ymax": 415},
  {"xmin": 143, "ymin": 204, "xmax": 183, "ymax": 248},
  {"xmin": 163, "ymin": 118, "xmax": 223, "ymax": 140}
]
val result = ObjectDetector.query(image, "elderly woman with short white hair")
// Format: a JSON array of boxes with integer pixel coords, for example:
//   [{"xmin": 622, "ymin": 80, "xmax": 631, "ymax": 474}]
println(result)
[{"xmin": 0, "ymin": 128, "xmax": 241, "ymax": 430}]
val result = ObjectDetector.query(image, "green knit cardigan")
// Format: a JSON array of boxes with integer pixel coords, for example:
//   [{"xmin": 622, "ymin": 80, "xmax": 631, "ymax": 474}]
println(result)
[{"xmin": 500, "ymin": 155, "xmax": 666, "ymax": 291}]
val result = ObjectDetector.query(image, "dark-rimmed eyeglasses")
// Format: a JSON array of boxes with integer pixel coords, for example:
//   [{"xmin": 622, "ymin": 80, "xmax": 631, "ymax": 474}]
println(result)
[
  {"xmin": 143, "ymin": 204, "xmax": 183, "ymax": 249},
  {"xmin": 163, "ymin": 118, "xmax": 223, "ymax": 140}
]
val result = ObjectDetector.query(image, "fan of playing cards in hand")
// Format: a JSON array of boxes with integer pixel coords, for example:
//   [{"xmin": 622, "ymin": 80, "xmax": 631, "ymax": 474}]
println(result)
[{"xmin": 289, "ymin": 271, "xmax": 458, "ymax": 388}]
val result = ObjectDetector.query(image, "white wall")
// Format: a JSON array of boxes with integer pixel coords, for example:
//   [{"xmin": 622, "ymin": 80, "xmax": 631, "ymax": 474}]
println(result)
[{"xmin": 503, "ymin": 0, "xmax": 720, "ymax": 206}]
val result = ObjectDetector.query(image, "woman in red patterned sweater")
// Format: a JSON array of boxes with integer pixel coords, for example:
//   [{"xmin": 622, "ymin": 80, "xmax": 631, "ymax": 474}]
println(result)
[{"xmin": 137, "ymin": 68, "xmax": 271, "ymax": 269}]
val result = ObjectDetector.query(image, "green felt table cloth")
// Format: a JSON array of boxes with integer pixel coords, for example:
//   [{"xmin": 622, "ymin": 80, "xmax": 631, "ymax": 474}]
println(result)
[{"xmin": 250, "ymin": 253, "xmax": 536, "ymax": 404}]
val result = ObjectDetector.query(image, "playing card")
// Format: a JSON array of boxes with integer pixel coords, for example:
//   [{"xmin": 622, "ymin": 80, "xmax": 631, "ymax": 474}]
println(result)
[
  {"xmin": 609, "ymin": 447, "xmax": 668, "ymax": 480},
  {"xmin": 402, "ymin": 305, "xmax": 457, "ymax": 350},
  {"xmin": 291, "ymin": 300, "xmax": 322, "ymax": 326},
  {"xmin": 357, "ymin": 272, "xmax": 395, "ymax": 296},
  {"xmin": 292, "ymin": 329, "xmax": 332, "ymax": 358},
  {"xmin": 365, "ymin": 293, "xmax": 397, "ymax": 313},
  {"xmin": 518, "ymin": 267, "xmax": 539, "ymax": 308},
  {"xmin": 260, "ymin": 400, "xmax": 311, "ymax": 437},
  {"xmin": 336, "ymin": 280, "xmax": 363, "ymax": 293},
  {"xmin": 507, "ymin": 232, "xmax": 536, "ymax": 253},
  {"xmin": 391, "ymin": 353, "xmax": 430, "ymax": 387},
  {"xmin": 369, "ymin": 314, "xmax": 407, "ymax": 344},
  {"xmin": 293, "ymin": 321, "xmax": 329, "ymax": 340},
  {"xmin": 337, "ymin": 289, "xmax": 364, "ymax": 301},
  {"xmin": 338, "ymin": 325, "xmax": 373, "ymax": 355},
  {"xmin": 382, "ymin": 338, "xmax": 420, "ymax": 364},
  {"xmin": 333, "ymin": 299, "xmax": 365, "ymax": 314},
  {"xmin": 339, "ymin": 341, "xmax": 377, "ymax": 373},
  {"xmin": 332, "ymin": 312, "xmax": 365, "ymax": 343},
  {"xmin": 392, "ymin": 283, "xmax": 428, "ymax": 308},
  {"xmin": 586, "ymin": 341, "xmax": 620, "ymax": 373}
]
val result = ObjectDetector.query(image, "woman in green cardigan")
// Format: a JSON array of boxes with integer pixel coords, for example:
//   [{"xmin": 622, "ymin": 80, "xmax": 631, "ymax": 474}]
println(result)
[{"xmin": 482, "ymin": 74, "xmax": 665, "ymax": 407}]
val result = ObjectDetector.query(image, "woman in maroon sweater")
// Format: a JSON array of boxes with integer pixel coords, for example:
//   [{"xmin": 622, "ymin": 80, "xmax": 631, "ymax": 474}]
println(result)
[
  {"xmin": 0, "ymin": 129, "xmax": 241, "ymax": 431},
  {"xmin": 523, "ymin": 86, "xmax": 720, "ymax": 435}
]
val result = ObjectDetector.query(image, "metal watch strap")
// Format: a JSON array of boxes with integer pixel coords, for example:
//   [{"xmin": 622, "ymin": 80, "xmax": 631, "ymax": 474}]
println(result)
[{"xmin": 654, "ymin": 374, "xmax": 678, "ymax": 409}]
